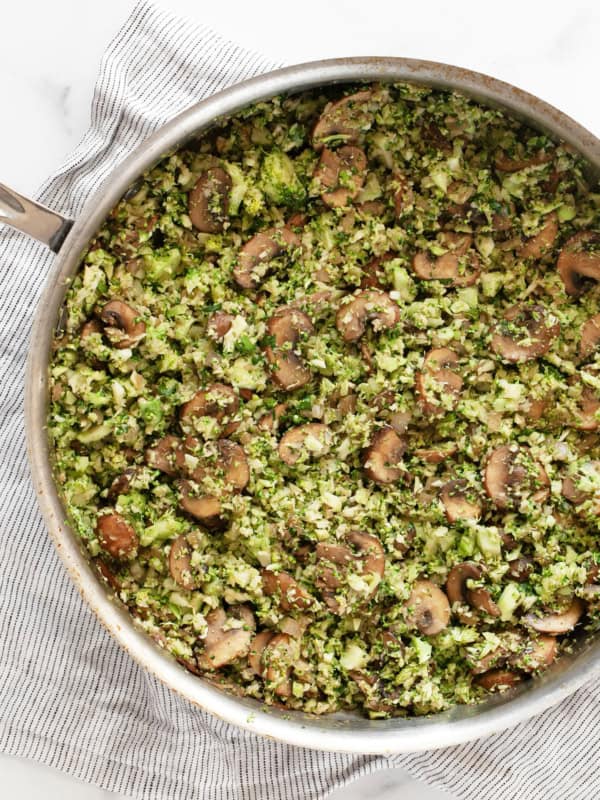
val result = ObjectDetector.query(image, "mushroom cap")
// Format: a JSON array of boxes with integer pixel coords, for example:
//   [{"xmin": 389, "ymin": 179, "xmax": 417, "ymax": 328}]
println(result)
[
  {"xmin": 557, "ymin": 231, "xmax": 600, "ymax": 296},
  {"xmin": 261, "ymin": 569, "xmax": 314, "ymax": 611},
  {"xmin": 188, "ymin": 167, "xmax": 232, "ymax": 233},
  {"xmin": 475, "ymin": 669, "xmax": 522, "ymax": 691},
  {"xmin": 446, "ymin": 562, "xmax": 483, "ymax": 607},
  {"xmin": 179, "ymin": 382, "xmax": 240, "ymax": 436},
  {"xmin": 580, "ymin": 314, "xmax": 600, "ymax": 360},
  {"xmin": 518, "ymin": 212, "xmax": 558, "ymax": 260},
  {"xmin": 491, "ymin": 304, "xmax": 559, "ymax": 363},
  {"xmin": 265, "ymin": 308, "xmax": 314, "ymax": 390},
  {"xmin": 406, "ymin": 579, "xmax": 451, "ymax": 635},
  {"xmin": 336, "ymin": 289, "xmax": 399, "ymax": 342},
  {"xmin": 178, "ymin": 481, "xmax": 223, "ymax": 529},
  {"xmin": 96, "ymin": 512, "xmax": 138, "ymax": 559},
  {"xmin": 197, "ymin": 606, "xmax": 256, "ymax": 670},
  {"xmin": 234, "ymin": 226, "xmax": 300, "ymax": 289},
  {"xmin": 440, "ymin": 479, "xmax": 482, "ymax": 523},
  {"xmin": 510, "ymin": 635, "xmax": 557, "ymax": 671},
  {"xmin": 312, "ymin": 89, "xmax": 375, "ymax": 149},
  {"xmin": 484, "ymin": 445, "xmax": 550, "ymax": 509},
  {"xmin": 415, "ymin": 347, "xmax": 463, "ymax": 416},
  {"xmin": 362, "ymin": 426, "xmax": 407, "ymax": 484},
  {"xmin": 99, "ymin": 300, "xmax": 146, "ymax": 349},
  {"xmin": 145, "ymin": 434, "xmax": 181, "ymax": 475},
  {"xmin": 522, "ymin": 598, "xmax": 585, "ymax": 635},
  {"xmin": 169, "ymin": 534, "xmax": 199, "ymax": 591},
  {"xmin": 248, "ymin": 630, "xmax": 275, "ymax": 676},
  {"xmin": 412, "ymin": 233, "xmax": 480, "ymax": 286},
  {"xmin": 314, "ymin": 146, "xmax": 367, "ymax": 208},
  {"xmin": 278, "ymin": 423, "xmax": 332, "ymax": 465}
]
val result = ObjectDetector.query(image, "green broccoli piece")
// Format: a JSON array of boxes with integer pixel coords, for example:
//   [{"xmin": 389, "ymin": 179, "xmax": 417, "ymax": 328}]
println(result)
[{"xmin": 260, "ymin": 151, "xmax": 306, "ymax": 208}]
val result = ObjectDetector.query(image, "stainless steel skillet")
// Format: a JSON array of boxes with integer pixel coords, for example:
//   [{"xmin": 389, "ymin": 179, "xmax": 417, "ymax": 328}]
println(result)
[{"xmin": 4, "ymin": 57, "xmax": 600, "ymax": 754}]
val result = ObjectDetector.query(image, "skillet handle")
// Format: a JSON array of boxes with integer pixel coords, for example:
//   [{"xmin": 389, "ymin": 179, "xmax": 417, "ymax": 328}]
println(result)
[{"xmin": 0, "ymin": 182, "xmax": 73, "ymax": 252}]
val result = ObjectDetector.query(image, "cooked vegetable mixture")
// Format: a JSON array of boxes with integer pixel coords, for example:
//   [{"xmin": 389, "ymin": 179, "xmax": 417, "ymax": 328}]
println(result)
[{"xmin": 49, "ymin": 83, "xmax": 600, "ymax": 717}]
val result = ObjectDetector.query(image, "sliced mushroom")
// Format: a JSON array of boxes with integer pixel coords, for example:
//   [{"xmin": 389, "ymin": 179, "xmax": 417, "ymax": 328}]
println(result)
[
  {"xmin": 415, "ymin": 348, "xmax": 463, "ymax": 416},
  {"xmin": 336, "ymin": 289, "xmax": 399, "ymax": 342},
  {"xmin": 107, "ymin": 467, "xmax": 138, "ymax": 500},
  {"xmin": 207, "ymin": 310, "xmax": 235, "ymax": 340},
  {"xmin": 261, "ymin": 569, "xmax": 314, "ymax": 611},
  {"xmin": 495, "ymin": 149, "xmax": 553, "ymax": 172},
  {"xmin": 475, "ymin": 670, "xmax": 522, "ymax": 691},
  {"xmin": 313, "ymin": 146, "xmax": 367, "ymax": 208},
  {"xmin": 440, "ymin": 479, "xmax": 482, "ymax": 523},
  {"xmin": 264, "ymin": 308, "xmax": 314, "ymax": 391},
  {"xmin": 257, "ymin": 402, "xmax": 288, "ymax": 433},
  {"xmin": 484, "ymin": 445, "xmax": 550, "ymax": 509},
  {"xmin": 467, "ymin": 587, "xmax": 501, "ymax": 617},
  {"xmin": 575, "ymin": 380, "xmax": 600, "ymax": 431},
  {"xmin": 360, "ymin": 253, "xmax": 394, "ymax": 289},
  {"xmin": 278, "ymin": 423, "xmax": 332, "ymax": 465},
  {"xmin": 179, "ymin": 382, "xmax": 240, "ymax": 436},
  {"xmin": 178, "ymin": 480, "xmax": 223, "ymax": 529},
  {"xmin": 145, "ymin": 434, "xmax": 181, "ymax": 475},
  {"xmin": 491, "ymin": 304, "xmax": 559, "ymax": 363},
  {"xmin": 580, "ymin": 314, "xmax": 600, "ymax": 360},
  {"xmin": 248, "ymin": 630, "xmax": 275, "ymax": 676},
  {"xmin": 262, "ymin": 632, "xmax": 299, "ymax": 698},
  {"xmin": 509, "ymin": 635, "xmax": 557, "ymax": 671},
  {"xmin": 518, "ymin": 212, "xmax": 558, "ymax": 259},
  {"xmin": 169, "ymin": 534, "xmax": 200, "ymax": 591},
  {"xmin": 557, "ymin": 231, "xmax": 600, "ymax": 296},
  {"xmin": 188, "ymin": 167, "xmax": 232, "ymax": 233},
  {"xmin": 234, "ymin": 226, "xmax": 300, "ymax": 290},
  {"xmin": 215, "ymin": 439, "xmax": 250, "ymax": 491},
  {"xmin": 392, "ymin": 172, "xmax": 414, "ymax": 217},
  {"xmin": 99, "ymin": 300, "xmax": 146, "ymax": 349},
  {"xmin": 412, "ymin": 233, "xmax": 480, "ymax": 286},
  {"xmin": 414, "ymin": 443, "xmax": 458, "ymax": 464},
  {"xmin": 96, "ymin": 512, "xmax": 138, "ymax": 559},
  {"xmin": 562, "ymin": 462, "xmax": 600, "ymax": 510},
  {"xmin": 312, "ymin": 89, "xmax": 375, "ymax": 149},
  {"xmin": 362, "ymin": 426, "xmax": 406, "ymax": 484},
  {"xmin": 316, "ymin": 531, "xmax": 385, "ymax": 612},
  {"xmin": 522, "ymin": 598, "xmax": 585, "ymax": 635},
  {"xmin": 81, "ymin": 319, "xmax": 103, "ymax": 340},
  {"xmin": 405, "ymin": 579, "xmax": 451, "ymax": 636},
  {"xmin": 446, "ymin": 562, "xmax": 482, "ymax": 624},
  {"xmin": 197, "ymin": 605, "xmax": 256, "ymax": 670}
]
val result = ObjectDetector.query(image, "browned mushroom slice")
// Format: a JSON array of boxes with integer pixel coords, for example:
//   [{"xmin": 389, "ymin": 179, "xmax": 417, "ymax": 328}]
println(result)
[
  {"xmin": 446, "ymin": 562, "xmax": 482, "ymax": 624},
  {"xmin": 179, "ymin": 382, "xmax": 240, "ymax": 436},
  {"xmin": 278, "ymin": 423, "xmax": 332, "ymax": 465},
  {"xmin": 510, "ymin": 635, "xmax": 557, "ymax": 671},
  {"xmin": 475, "ymin": 670, "xmax": 522, "ymax": 691},
  {"xmin": 346, "ymin": 530, "xmax": 385, "ymax": 589},
  {"xmin": 415, "ymin": 348, "xmax": 463, "ymax": 416},
  {"xmin": 491, "ymin": 304, "xmax": 559, "ymax": 363},
  {"xmin": 467, "ymin": 587, "xmax": 501, "ymax": 617},
  {"xmin": 412, "ymin": 233, "xmax": 480, "ymax": 287},
  {"xmin": 362, "ymin": 426, "xmax": 406, "ymax": 484},
  {"xmin": 99, "ymin": 300, "xmax": 146, "ymax": 349},
  {"xmin": 518, "ymin": 212, "xmax": 558, "ymax": 259},
  {"xmin": 440, "ymin": 479, "xmax": 482, "ymax": 523},
  {"xmin": 264, "ymin": 308, "xmax": 314, "ymax": 391},
  {"xmin": 215, "ymin": 439, "xmax": 250, "ymax": 491},
  {"xmin": 197, "ymin": 606, "xmax": 256, "ymax": 670},
  {"xmin": 507, "ymin": 556, "xmax": 534, "ymax": 583},
  {"xmin": 207, "ymin": 310, "xmax": 235, "ymax": 340},
  {"xmin": 522, "ymin": 598, "xmax": 585, "ymax": 635},
  {"xmin": 562, "ymin": 462, "xmax": 600, "ymax": 510},
  {"xmin": 107, "ymin": 467, "xmax": 138, "ymax": 500},
  {"xmin": 262, "ymin": 632, "xmax": 299, "ymax": 698},
  {"xmin": 495, "ymin": 149, "xmax": 553, "ymax": 172},
  {"xmin": 405, "ymin": 579, "xmax": 451, "ymax": 635},
  {"xmin": 248, "ymin": 630, "xmax": 275, "ymax": 676},
  {"xmin": 392, "ymin": 172, "xmax": 414, "ymax": 217},
  {"xmin": 145, "ymin": 434, "xmax": 181, "ymax": 475},
  {"xmin": 234, "ymin": 226, "xmax": 300, "ymax": 289},
  {"xmin": 575, "ymin": 381, "xmax": 600, "ymax": 431},
  {"xmin": 414, "ymin": 443, "xmax": 458, "ymax": 464},
  {"xmin": 257, "ymin": 402, "xmax": 288, "ymax": 433},
  {"xmin": 314, "ymin": 146, "xmax": 367, "ymax": 208},
  {"xmin": 315, "ymin": 531, "xmax": 384, "ymax": 612},
  {"xmin": 312, "ymin": 89, "xmax": 375, "ymax": 149},
  {"xmin": 557, "ymin": 231, "xmax": 600, "ymax": 296},
  {"xmin": 580, "ymin": 314, "xmax": 600, "ymax": 360},
  {"xmin": 188, "ymin": 167, "xmax": 232, "ymax": 233},
  {"xmin": 96, "ymin": 512, "xmax": 139, "ymax": 559},
  {"xmin": 360, "ymin": 253, "xmax": 394, "ymax": 289},
  {"xmin": 81, "ymin": 319, "xmax": 103, "ymax": 340},
  {"xmin": 262, "ymin": 569, "xmax": 314, "ymax": 612},
  {"xmin": 178, "ymin": 480, "xmax": 223, "ymax": 529},
  {"xmin": 484, "ymin": 445, "xmax": 550, "ymax": 509},
  {"xmin": 169, "ymin": 534, "xmax": 200, "ymax": 591},
  {"xmin": 336, "ymin": 290, "xmax": 399, "ymax": 342}
]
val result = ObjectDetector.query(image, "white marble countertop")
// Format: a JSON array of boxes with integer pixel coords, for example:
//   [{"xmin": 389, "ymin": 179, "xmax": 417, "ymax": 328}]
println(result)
[{"xmin": 1, "ymin": 0, "xmax": 598, "ymax": 797}]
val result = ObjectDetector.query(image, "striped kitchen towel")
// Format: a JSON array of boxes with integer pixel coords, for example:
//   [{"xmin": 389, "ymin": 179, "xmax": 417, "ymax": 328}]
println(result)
[{"xmin": 0, "ymin": 2, "xmax": 598, "ymax": 799}]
